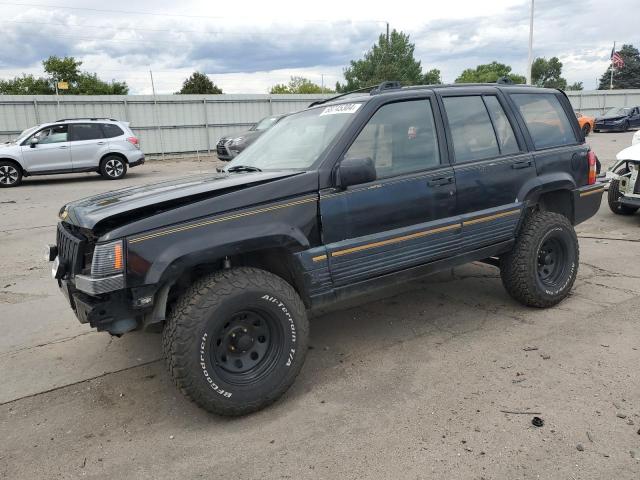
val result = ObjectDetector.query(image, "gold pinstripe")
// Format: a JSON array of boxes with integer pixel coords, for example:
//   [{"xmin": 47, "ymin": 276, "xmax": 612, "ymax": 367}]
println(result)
[
  {"xmin": 462, "ymin": 209, "xmax": 520, "ymax": 226},
  {"xmin": 129, "ymin": 196, "xmax": 316, "ymax": 244},
  {"xmin": 579, "ymin": 187, "xmax": 605, "ymax": 197},
  {"xmin": 331, "ymin": 223, "xmax": 461, "ymax": 258},
  {"xmin": 312, "ymin": 254, "xmax": 328, "ymax": 262}
]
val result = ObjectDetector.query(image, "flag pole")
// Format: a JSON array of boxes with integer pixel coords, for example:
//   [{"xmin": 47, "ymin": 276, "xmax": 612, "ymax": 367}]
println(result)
[
  {"xmin": 526, "ymin": 0, "xmax": 534, "ymax": 85},
  {"xmin": 610, "ymin": 41, "xmax": 615, "ymax": 90}
]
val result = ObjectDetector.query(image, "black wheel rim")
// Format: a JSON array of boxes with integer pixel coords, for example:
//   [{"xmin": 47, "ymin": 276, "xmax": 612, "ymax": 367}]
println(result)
[
  {"xmin": 210, "ymin": 309, "xmax": 283, "ymax": 385},
  {"xmin": 537, "ymin": 236, "xmax": 567, "ymax": 287}
]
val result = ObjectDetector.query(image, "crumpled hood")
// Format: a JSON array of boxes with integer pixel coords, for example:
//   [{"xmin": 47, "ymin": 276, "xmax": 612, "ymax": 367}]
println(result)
[
  {"xmin": 597, "ymin": 115, "xmax": 626, "ymax": 122},
  {"xmin": 62, "ymin": 170, "xmax": 301, "ymax": 230},
  {"xmin": 616, "ymin": 143, "xmax": 640, "ymax": 161},
  {"xmin": 220, "ymin": 129, "xmax": 261, "ymax": 144}
]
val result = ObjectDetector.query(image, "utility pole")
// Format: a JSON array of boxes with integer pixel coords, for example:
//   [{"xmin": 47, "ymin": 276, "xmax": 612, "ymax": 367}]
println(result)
[
  {"xmin": 149, "ymin": 69, "xmax": 166, "ymax": 159},
  {"xmin": 610, "ymin": 41, "xmax": 615, "ymax": 90},
  {"xmin": 321, "ymin": 74, "xmax": 324, "ymax": 93},
  {"xmin": 526, "ymin": 0, "xmax": 534, "ymax": 85},
  {"xmin": 386, "ymin": 22, "xmax": 390, "ymax": 45}
]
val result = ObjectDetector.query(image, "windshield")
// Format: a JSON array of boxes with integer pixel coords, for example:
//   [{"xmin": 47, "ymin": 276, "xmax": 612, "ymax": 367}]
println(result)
[
  {"xmin": 225, "ymin": 103, "xmax": 361, "ymax": 171},
  {"xmin": 252, "ymin": 116, "xmax": 280, "ymax": 131},
  {"xmin": 14, "ymin": 126, "xmax": 40, "ymax": 143},
  {"xmin": 604, "ymin": 107, "xmax": 631, "ymax": 117}
]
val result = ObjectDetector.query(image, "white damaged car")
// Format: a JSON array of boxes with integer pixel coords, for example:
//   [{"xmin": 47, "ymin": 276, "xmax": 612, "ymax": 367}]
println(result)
[{"xmin": 606, "ymin": 142, "xmax": 640, "ymax": 215}]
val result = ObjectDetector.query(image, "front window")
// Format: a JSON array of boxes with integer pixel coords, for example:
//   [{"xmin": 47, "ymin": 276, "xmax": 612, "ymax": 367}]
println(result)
[
  {"xmin": 604, "ymin": 107, "xmax": 631, "ymax": 117},
  {"xmin": 29, "ymin": 125, "xmax": 69, "ymax": 144},
  {"xmin": 225, "ymin": 103, "xmax": 361, "ymax": 171}
]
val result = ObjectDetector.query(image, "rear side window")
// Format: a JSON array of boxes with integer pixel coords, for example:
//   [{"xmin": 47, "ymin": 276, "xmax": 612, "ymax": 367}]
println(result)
[
  {"xmin": 510, "ymin": 93, "xmax": 576, "ymax": 149},
  {"xmin": 101, "ymin": 123, "xmax": 124, "ymax": 138},
  {"xmin": 483, "ymin": 96, "xmax": 520, "ymax": 155},
  {"xmin": 344, "ymin": 99, "xmax": 441, "ymax": 178},
  {"xmin": 70, "ymin": 123, "xmax": 104, "ymax": 141},
  {"xmin": 443, "ymin": 96, "xmax": 499, "ymax": 162}
]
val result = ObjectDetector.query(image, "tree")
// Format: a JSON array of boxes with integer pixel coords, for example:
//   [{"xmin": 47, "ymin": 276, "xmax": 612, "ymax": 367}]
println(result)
[
  {"xmin": 0, "ymin": 74, "xmax": 54, "ymax": 94},
  {"xmin": 0, "ymin": 55, "xmax": 129, "ymax": 95},
  {"xmin": 455, "ymin": 61, "xmax": 526, "ymax": 84},
  {"xmin": 178, "ymin": 72, "xmax": 222, "ymax": 94},
  {"xmin": 566, "ymin": 81, "xmax": 584, "ymax": 91},
  {"xmin": 336, "ymin": 30, "xmax": 440, "ymax": 92},
  {"xmin": 531, "ymin": 56, "xmax": 567, "ymax": 89},
  {"xmin": 270, "ymin": 76, "xmax": 332, "ymax": 94},
  {"xmin": 598, "ymin": 44, "xmax": 640, "ymax": 89}
]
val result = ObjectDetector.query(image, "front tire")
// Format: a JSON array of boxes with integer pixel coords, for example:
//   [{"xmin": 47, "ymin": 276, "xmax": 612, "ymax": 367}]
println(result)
[
  {"xmin": 100, "ymin": 155, "xmax": 127, "ymax": 180},
  {"xmin": 582, "ymin": 124, "xmax": 590, "ymax": 137},
  {"xmin": 608, "ymin": 167, "xmax": 638, "ymax": 215},
  {"xmin": 0, "ymin": 161, "xmax": 22, "ymax": 187},
  {"xmin": 162, "ymin": 267, "xmax": 309, "ymax": 416},
  {"xmin": 500, "ymin": 211, "xmax": 579, "ymax": 308}
]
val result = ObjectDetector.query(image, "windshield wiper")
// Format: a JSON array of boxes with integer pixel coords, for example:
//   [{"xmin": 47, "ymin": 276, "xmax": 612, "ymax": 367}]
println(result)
[{"xmin": 226, "ymin": 165, "xmax": 262, "ymax": 173}]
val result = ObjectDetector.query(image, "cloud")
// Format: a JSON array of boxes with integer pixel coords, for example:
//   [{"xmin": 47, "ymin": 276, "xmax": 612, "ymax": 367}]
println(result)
[{"xmin": 0, "ymin": 0, "xmax": 637, "ymax": 92}]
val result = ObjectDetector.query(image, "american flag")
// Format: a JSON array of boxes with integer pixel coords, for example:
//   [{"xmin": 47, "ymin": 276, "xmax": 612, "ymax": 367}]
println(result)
[{"xmin": 611, "ymin": 48, "xmax": 625, "ymax": 69}]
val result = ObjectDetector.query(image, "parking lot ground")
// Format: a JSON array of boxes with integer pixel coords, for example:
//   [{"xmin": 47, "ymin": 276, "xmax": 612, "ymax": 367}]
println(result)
[{"xmin": 1, "ymin": 133, "xmax": 640, "ymax": 479}]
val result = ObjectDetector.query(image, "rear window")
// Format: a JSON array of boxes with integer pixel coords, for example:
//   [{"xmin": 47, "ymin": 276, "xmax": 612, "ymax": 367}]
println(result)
[
  {"xmin": 510, "ymin": 93, "xmax": 576, "ymax": 149},
  {"xmin": 101, "ymin": 123, "xmax": 124, "ymax": 138},
  {"xmin": 70, "ymin": 123, "xmax": 104, "ymax": 141}
]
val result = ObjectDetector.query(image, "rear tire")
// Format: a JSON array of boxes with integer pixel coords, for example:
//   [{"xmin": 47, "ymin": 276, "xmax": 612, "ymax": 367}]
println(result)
[
  {"xmin": 608, "ymin": 167, "xmax": 638, "ymax": 215},
  {"xmin": 162, "ymin": 267, "xmax": 309, "ymax": 416},
  {"xmin": 582, "ymin": 124, "xmax": 590, "ymax": 137},
  {"xmin": 0, "ymin": 161, "xmax": 22, "ymax": 188},
  {"xmin": 500, "ymin": 211, "xmax": 579, "ymax": 308},
  {"xmin": 99, "ymin": 155, "xmax": 127, "ymax": 180}
]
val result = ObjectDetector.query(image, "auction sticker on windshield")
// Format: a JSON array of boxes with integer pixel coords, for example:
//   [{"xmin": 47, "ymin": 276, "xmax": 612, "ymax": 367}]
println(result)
[{"xmin": 320, "ymin": 103, "xmax": 362, "ymax": 116}]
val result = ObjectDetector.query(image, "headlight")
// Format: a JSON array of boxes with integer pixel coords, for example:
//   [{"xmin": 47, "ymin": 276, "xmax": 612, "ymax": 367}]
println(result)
[{"xmin": 91, "ymin": 240, "xmax": 124, "ymax": 277}]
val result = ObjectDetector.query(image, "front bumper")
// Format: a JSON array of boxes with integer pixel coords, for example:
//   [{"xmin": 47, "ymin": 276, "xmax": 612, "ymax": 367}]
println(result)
[
  {"xmin": 594, "ymin": 122, "xmax": 626, "ymax": 131},
  {"xmin": 573, "ymin": 183, "xmax": 605, "ymax": 225},
  {"xmin": 619, "ymin": 195, "xmax": 640, "ymax": 209}
]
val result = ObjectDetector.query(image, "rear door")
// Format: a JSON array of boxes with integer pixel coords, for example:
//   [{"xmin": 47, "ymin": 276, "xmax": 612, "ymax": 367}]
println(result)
[
  {"xmin": 439, "ymin": 91, "xmax": 535, "ymax": 251},
  {"xmin": 319, "ymin": 96, "xmax": 459, "ymax": 286},
  {"xmin": 19, "ymin": 124, "xmax": 72, "ymax": 173},
  {"xmin": 68, "ymin": 123, "xmax": 110, "ymax": 171},
  {"xmin": 631, "ymin": 107, "xmax": 640, "ymax": 128}
]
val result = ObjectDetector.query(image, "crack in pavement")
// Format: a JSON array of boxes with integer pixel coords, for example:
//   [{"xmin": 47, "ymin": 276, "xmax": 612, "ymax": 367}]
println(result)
[
  {"xmin": 0, "ymin": 358, "xmax": 163, "ymax": 407},
  {"xmin": 578, "ymin": 234, "xmax": 640, "ymax": 243},
  {"xmin": 0, "ymin": 331, "xmax": 94, "ymax": 358}
]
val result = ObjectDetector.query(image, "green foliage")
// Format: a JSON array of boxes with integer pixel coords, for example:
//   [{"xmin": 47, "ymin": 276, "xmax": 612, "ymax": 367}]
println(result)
[
  {"xmin": 0, "ymin": 74, "xmax": 54, "ymax": 94},
  {"xmin": 566, "ymin": 81, "xmax": 583, "ymax": 91},
  {"xmin": 598, "ymin": 44, "xmax": 640, "ymax": 89},
  {"xmin": 178, "ymin": 72, "xmax": 222, "ymax": 94},
  {"xmin": 455, "ymin": 61, "xmax": 525, "ymax": 84},
  {"xmin": 0, "ymin": 55, "xmax": 129, "ymax": 95},
  {"xmin": 531, "ymin": 57, "xmax": 567, "ymax": 89},
  {"xmin": 270, "ymin": 76, "xmax": 332, "ymax": 94},
  {"xmin": 336, "ymin": 30, "xmax": 440, "ymax": 92}
]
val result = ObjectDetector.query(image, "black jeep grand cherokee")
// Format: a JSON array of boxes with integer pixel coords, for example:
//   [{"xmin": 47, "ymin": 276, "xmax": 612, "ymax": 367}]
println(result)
[{"xmin": 48, "ymin": 82, "xmax": 604, "ymax": 416}]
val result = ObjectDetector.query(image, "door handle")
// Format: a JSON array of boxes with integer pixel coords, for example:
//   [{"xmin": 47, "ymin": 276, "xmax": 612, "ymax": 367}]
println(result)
[
  {"xmin": 511, "ymin": 161, "xmax": 532, "ymax": 169},
  {"xmin": 58, "ymin": 145, "xmax": 68, "ymax": 149},
  {"xmin": 97, "ymin": 141, "xmax": 106, "ymax": 145},
  {"xmin": 427, "ymin": 176, "xmax": 453, "ymax": 187}
]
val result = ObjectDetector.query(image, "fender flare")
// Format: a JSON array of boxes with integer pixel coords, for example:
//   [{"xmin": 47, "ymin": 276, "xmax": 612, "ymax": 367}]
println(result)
[
  {"xmin": 141, "ymin": 221, "xmax": 311, "ymax": 285},
  {"xmin": 517, "ymin": 172, "xmax": 577, "ymax": 206}
]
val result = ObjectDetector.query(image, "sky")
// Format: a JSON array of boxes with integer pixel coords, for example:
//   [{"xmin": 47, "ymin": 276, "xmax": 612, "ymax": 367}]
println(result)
[{"xmin": 0, "ymin": 0, "xmax": 637, "ymax": 94}]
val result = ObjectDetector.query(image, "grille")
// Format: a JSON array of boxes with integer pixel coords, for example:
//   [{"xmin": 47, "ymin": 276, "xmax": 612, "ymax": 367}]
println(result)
[{"xmin": 56, "ymin": 223, "xmax": 86, "ymax": 275}]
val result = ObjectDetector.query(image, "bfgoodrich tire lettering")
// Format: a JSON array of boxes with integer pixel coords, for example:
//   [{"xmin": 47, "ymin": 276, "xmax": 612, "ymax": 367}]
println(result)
[
  {"xmin": 162, "ymin": 267, "xmax": 309, "ymax": 416},
  {"xmin": 500, "ymin": 211, "xmax": 579, "ymax": 308}
]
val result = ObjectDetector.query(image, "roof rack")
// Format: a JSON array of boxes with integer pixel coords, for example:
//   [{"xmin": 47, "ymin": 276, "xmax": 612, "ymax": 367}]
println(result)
[
  {"xmin": 307, "ymin": 84, "xmax": 382, "ymax": 108},
  {"xmin": 55, "ymin": 117, "xmax": 119, "ymax": 122}
]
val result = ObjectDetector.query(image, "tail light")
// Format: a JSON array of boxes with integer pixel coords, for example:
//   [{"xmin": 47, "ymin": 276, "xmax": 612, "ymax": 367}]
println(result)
[
  {"xmin": 587, "ymin": 150, "xmax": 597, "ymax": 185},
  {"xmin": 126, "ymin": 137, "xmax": 140, "ymax": 149}
]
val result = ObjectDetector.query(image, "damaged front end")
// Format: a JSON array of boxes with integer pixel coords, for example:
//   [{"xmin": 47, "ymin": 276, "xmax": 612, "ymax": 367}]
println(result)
[{"xmin": 606, "ymin": 145, "xmax": 640, "ymax": 210}]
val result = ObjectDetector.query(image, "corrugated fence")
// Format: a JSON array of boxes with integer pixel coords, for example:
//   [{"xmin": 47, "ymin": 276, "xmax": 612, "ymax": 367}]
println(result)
[{"xmin": 0, "ymin": 90, "xmax": 638, "ymax": 154}]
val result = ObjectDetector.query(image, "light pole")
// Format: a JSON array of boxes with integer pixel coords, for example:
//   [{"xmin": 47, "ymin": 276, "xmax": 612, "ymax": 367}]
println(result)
[{"xmin": 526, "ymin": 0, "xmax": 535, "ymax": 85}]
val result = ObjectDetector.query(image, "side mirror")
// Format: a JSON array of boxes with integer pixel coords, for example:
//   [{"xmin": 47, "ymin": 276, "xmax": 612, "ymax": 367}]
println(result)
[
  {"xmin": 336, "ymin": 157, "xmax": 376, "ymax": 188},
  {"xmin": 29, "ymin": 137, "xmax": 39, "ymax": 148}
]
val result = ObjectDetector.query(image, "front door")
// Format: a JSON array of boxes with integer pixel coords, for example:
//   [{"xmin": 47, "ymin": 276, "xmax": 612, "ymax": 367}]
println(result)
[
  {"xmin": 19, "ymin": 124, "xmax": 71, "ymax": 173},
  {"xmin": 320, "ymin": 97, "xmax": 458, "ymax": 287}
]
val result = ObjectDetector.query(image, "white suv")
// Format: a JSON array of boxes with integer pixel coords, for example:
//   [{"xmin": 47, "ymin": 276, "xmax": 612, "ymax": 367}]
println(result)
[{"xmin": 0, "ymin": 118, "xmax": 145, "ymax": 187}]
